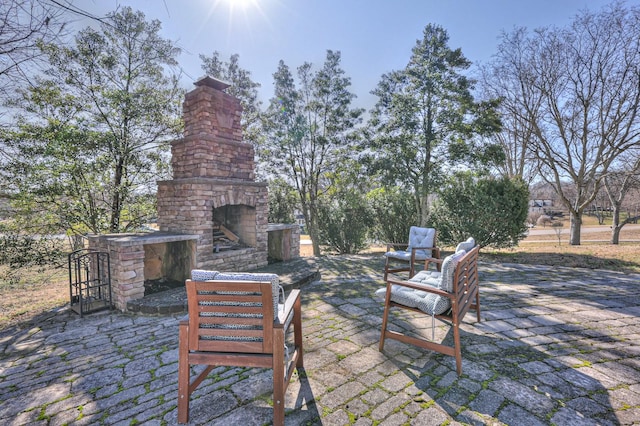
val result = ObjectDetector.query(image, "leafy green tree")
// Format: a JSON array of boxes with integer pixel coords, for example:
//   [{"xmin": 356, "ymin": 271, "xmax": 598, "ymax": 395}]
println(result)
[
  {"xmin": 317, "ymin": 159, "xmax": 373, "ymax": 254},
  {"xmin": 367, "ymin": 186, "xmax": 418, "ymax": 244},
  {"xmin": 431, "ymin": 173, "xmax": 529, "ymax": 248},
  {"xmin": 267, "ymin": 177, "xmax": 297, "ymax": 224},
  {"xmin": 262, "ymin": 50, "xmax": 364, "ymax": 256},
  {"xmin": 1, "ymin": 7, "xmax": 183, "ymax": 239},
  {"xmin": 365, "ymin": 24, "xmax": 502, "ymax": 227},
  {"xmin": 200, "ymin": 52, "xmax": 263, "ymax": 151}
]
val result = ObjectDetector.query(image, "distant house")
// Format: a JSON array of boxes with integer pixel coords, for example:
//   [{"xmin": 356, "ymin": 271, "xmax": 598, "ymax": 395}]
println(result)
[
  {"xmin": 294, "ymin": 212, "xmax": 306, "ymax": 233},
  {"xmin": 529, "ymin": 199, "xmax": 553, "ymax": 213}
]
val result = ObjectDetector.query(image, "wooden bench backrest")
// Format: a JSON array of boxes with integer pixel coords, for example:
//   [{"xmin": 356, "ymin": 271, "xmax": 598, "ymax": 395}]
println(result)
[
  {"xmin": 449, "ymin": 246, "xmax": 480, "ymax": 323},
  {"xmin": 186, "ymin": 279, "xmax": 275, "ymax": 354}
]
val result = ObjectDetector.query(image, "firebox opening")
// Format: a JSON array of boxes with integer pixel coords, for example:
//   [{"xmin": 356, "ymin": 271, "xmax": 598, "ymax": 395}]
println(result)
[
  {"xmin": 143, "ymin": 240, "xmax": 195, "ymax": 295},
  {"xmin": 212, "ymin": 204, "xmax": 256, "ymax": 252}
]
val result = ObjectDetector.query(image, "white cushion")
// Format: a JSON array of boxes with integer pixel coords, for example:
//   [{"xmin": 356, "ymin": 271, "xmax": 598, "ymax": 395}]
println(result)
[
  {"xmin": 439, "ymin": 250, "xmax": 466, "ymax": 292},
  {"xmin": 455, "ymin": 237, "xmax": 475, "ymax": 253},
  {"xmin": 191, "ymin": 269, "xmax": 219, "ymax": 281},
  {"xmin": 407, "ymin": 226, "xmax": 436, "ymax": 257},
  {"xmin": 213, "ymin": 273, "xmax": 282, "ymax": 319}
]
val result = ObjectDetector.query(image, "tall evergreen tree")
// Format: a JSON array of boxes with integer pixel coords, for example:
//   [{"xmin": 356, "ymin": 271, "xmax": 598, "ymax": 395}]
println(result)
[
  {"xmin": 200, "ymin": 52, "xmax": 263, "ymax": 151},
  {"xmin": 262, "ymin": 50, "xmax": 363, "ymax": 256},
  {"xmin": 365, "ymin": 24, "xmax": 502, "ymax": 226}
]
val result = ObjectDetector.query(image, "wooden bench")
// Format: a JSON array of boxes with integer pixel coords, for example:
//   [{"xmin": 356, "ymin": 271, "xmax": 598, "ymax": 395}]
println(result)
[{"xmin": 379, "ymin": 245, "xmax": 480, "ymax": 375}]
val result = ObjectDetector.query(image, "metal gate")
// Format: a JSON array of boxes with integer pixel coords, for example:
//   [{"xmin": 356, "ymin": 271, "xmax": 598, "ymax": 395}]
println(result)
[{"xmin": 68, "ymin": 249, "xmax": 113, "ymax": 316}]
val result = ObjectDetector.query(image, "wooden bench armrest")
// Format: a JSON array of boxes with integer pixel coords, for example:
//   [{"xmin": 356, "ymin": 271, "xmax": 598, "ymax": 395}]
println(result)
[
  {"xmin": 421, "ymin": 252, "xmax": 443, "ymax": 271},
  {"xmin": 277, "ymin": 289, "xmax": 301, "ymax": 326}
]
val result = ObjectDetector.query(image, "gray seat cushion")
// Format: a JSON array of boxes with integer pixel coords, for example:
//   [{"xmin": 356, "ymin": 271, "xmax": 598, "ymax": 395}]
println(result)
[{"xmin": 376, "ymin": 250, "xmax": 467, "ymax": 316}]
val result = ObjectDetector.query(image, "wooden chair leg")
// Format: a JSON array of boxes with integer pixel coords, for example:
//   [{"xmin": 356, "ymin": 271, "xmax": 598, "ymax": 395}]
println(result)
[
  {"xmin": 294, "ymin": 295, "xmax": 304, "ymax": 368},
  {"xmin": 177, "ymin": 322, "xmax": 190, "ymax": 424},
  {"xmin": 379, "ymin": 289, "xmax": 392, "ymax": 351},
  {"xmin": 384, "ymin": 257, "xmax": 390, "ymax": 281},
  {"xmin": 273, "ymin": 328, "xmax": 285, "ymax": 426}
]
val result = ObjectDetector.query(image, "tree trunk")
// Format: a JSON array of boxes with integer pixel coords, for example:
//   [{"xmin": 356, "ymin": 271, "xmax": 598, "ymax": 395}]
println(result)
[
  {"xmin": 569, "ymin": 210, "xmax": 582, "ymax": 245},
  {"xmin": 611, "ymin": 226, "xmax": 621, "ymax": 245},
  {"xmin": 308, "ymin": 219, "xmax": 321, "ymax": 256},
  {"xmin": 302, "ymin": 201, "xmax": 322, "ymax": 257},
  {"xmin": 611, "ymin": 206, "xmax": 621, "ymax": 245},
  {"xmin": 110, "ymin": 159, "xmax": 124, "ymax": 233},
  {"xmin": 418, "ymin": 193, "xmax": 430, "ymax": 227}
]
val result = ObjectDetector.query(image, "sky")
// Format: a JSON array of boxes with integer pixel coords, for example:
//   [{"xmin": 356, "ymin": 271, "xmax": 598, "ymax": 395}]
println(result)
[{"xmin": 78, "ymin": 0, "xmax": 617, "ymax": 109}]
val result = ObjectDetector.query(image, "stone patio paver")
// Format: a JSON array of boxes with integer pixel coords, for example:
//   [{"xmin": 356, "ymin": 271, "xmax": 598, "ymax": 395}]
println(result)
[{"xmin": 1, "ymin": 259, "xmax": 639, "ymax": 425}]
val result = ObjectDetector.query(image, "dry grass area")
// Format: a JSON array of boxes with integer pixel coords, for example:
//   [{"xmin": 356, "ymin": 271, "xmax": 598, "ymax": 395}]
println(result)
[
  {"xmin": 2, "ymin": 223, "xmax": 639, "ymax": 331},
  {"xmin": 0, "ymin": 267, "xmax": 68, "ymax": 330},
  {"xmin": 484, "ymin": 220, "xmax": 640, "ymax": 274}
]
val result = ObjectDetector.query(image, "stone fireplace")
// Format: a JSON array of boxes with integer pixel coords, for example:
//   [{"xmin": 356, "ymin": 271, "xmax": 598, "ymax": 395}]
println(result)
[
  {"xmin": 87, "ymin": 76, "xmax": 299, "ymax": 312},
  {"xmin": 156, "ymin": 76, "xmax": 269, "ymax": 271}
]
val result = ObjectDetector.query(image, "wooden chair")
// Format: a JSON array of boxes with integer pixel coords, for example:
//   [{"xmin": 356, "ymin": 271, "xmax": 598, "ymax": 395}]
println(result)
[
  {"xmin": 383, "ymin": 226, "xmax": 441, "ymax": 280},
  {"xmin": 178, "ymin": 276, "xmax": 303, "ymax": 425},
  {"xmin": 379, "ymin": 245, "xmax": 480, "ymax": 375}
]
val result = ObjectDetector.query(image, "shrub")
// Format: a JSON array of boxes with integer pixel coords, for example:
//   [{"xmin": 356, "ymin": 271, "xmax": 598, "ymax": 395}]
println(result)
[
  {"xmin": 366, "ymin": 187, "xmax": 418, "ymax": 244},
  {"xmin": 431, "ymin": 173, "xmax": 529, "ymax": 248},
  {"xmin": 0, "ymin": 233, "xmax": 64, "ymax": 269},
  {"xmin": 318, "ymin": 191, "xmax": 373, "ymax": 254}
]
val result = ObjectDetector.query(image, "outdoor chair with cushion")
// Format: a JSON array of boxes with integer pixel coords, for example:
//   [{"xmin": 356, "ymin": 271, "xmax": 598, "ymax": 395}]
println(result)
[
  {"xmin": 377, "ymin": 240, "xmax": 480, "ymax": 375},
  {"xmin": 177, "ymin": 271, "xmax": 303, "ymax": 425},
  {"xmin": 383, "ymin": 226, "xmax": 441, "ymax": 280}
]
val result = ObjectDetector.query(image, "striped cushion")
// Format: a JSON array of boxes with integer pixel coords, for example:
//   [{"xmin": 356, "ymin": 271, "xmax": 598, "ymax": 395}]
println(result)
[
  {"xmin": 191, "ymin": 271, "xmax": 282, "ymax": 320},
  {"xmin": 191, "ymin": 269, "xmax": 219, "ymax": 281}
]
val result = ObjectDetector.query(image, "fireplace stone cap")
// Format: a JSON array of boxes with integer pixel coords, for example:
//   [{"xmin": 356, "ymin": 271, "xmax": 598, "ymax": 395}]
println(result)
[
  {"xmin": 268, "ymin": 223, "xmax": 299, "ymax": 231},
  {"xmin": 88, "ymin": 232, "xmax": 199, "ymax": 247},
  {"xmin": 194, "ymin": 75, "xmax": 231, "ymax": 91},
  {"xmin": 157, "ymin": 177, "xmax": 268, "ymax": 187}
]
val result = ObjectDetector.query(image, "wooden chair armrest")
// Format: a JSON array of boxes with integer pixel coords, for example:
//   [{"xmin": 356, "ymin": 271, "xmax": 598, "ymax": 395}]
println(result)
[
  {"xmin": 410, "ymin": 246, "xmax": 441, "ymax": 256},
  {"xmin": 417, "ymin": 248, "xmax": 442, "ymax": 272},
  {"xmin": 386, "ymin": 277, "xmax": 454, "ymax": 300},
  {"xmin": 277, "ymin": 289, "xmax": 301, "ymax": 326},
  {"xmin": 385, "ymin": 242, "xmax": 409, "ymax": 251}
]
